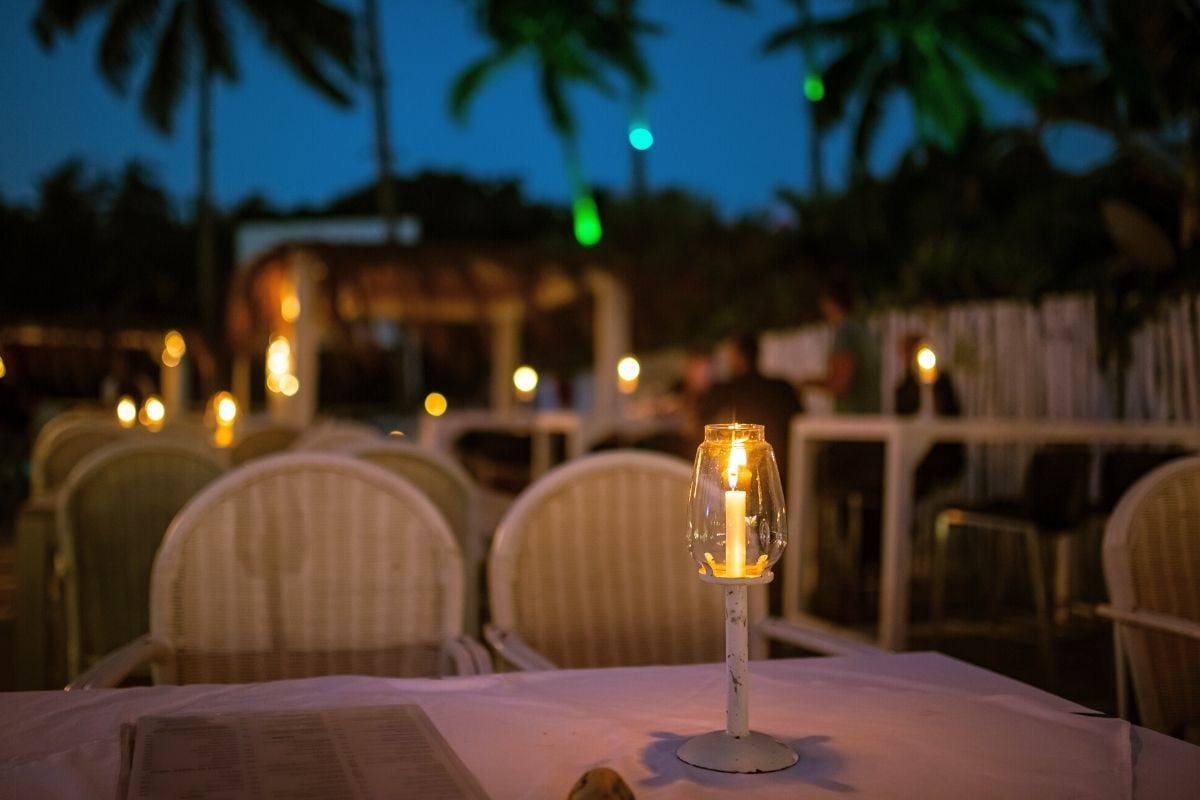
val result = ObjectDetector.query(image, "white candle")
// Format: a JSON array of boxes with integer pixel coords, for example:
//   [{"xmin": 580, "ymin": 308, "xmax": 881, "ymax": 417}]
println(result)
[
  {"xmin": 725, "ymin": 439, "xmax": 747, "ymax": 578},
  {"xmin": 725, "ymin": 489, "xmax": 746, "ymax": 578}
]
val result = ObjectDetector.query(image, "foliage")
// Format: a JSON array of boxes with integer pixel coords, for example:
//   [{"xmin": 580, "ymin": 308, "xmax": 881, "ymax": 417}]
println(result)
[
  {"xmin": 451, "ymin": 0, "xmax": 659, "ymax": 244},
  {"xmin": 327, "ymin": 170, "xmax": 569, "ymax": 244},
  {"xmin": 32, "ymin": 0, "xmax": 358, "ymax": 134},
  {"xmin": 0, "ymin": 160, "xmax": 193, "ymax": 325},
  {"xmin": 31, "ymin": 0, "xmax": 359, "ymax": 341},
  {"xmin": 775, "ymin": 127, "xmax": 1187, "ymax": 313},
  {"xmin": 763, "ymin": 0, "xmax": 1059, "ymax": 171}
]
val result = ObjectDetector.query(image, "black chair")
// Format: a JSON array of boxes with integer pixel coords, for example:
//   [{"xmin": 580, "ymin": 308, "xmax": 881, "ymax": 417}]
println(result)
[
  {"xmin": 931, "ymin": 446, "xmax": 1093, "ymax": 684},
  {"xmin": 1096, "ymin": 447, "xmax": 1191, "ymax": 516}
]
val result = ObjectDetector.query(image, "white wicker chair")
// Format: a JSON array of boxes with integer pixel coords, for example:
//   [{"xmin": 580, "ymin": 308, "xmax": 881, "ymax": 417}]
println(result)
[
  {"xmin": 1098, "ymin": 455, "xmax": 1200, "ymax": 743},
  {"xmin": 230, "ymin": 423, "xmax": 301, "ymax": 465},
  {"xmin": 69, "ymin": 453, "xmax": 489, "ymax": 688},
  {"xmin": 56, "ymin": 439, "xmax": 226, "ymax": 678},
  {"xmin": 486, "ymin": 450, "xmax": 766, "ymax": 670},
  {"xmin": 31, "ymin": 415, "xmax": 128, "ymax": 498},
  {"xmin": 290, "ymin": 420, "xmax": 382, "ymax": 452},
  {"xmin": 348, "ymin": 441, "xmax": 511, "ymax": 636}
]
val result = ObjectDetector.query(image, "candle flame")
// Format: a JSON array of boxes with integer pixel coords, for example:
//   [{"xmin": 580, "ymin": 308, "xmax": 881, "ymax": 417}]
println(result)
[
  {"xmin": 916, "ymin": 346, "xmax": 937, "ymax": 372},
  {"xmin": 727, "ymin": 439, "xmax": 747, "ymax": 490}
]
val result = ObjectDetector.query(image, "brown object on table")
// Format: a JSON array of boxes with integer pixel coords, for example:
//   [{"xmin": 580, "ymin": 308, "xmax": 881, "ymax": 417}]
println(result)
[{"xmin": 567, "ymin": 767, "xmax": 636, "ymax": 800}]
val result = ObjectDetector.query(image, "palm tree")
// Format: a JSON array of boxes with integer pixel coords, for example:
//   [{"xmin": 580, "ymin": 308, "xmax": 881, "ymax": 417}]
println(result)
[
  {"xmin": 762, "ymin": 0, "xmax": 1059, "ymax": 175},
  {"xmin": 32, "ymin": 0, "xmax": 357, "ymax": 340},
  {"xmin": 450, "ymin": 0, "xmax": 658, "ymax": 247},
  {"xmin": 761, "ymin": 0, "xmax": 830, "ymax": 196},
  {"xmin": 361, "ymin": 0, "xmax": 398, "ymax": 239},
  {"xmin": 1043, "ymin": 0, "xmax": 1200, "ymax": 249}
]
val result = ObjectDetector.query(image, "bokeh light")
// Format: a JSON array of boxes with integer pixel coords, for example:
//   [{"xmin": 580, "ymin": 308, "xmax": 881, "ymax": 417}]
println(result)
[
  {"xmin": 803, "ymin": 74, "xmax": 825, "ymax": 102},
  {"xmin": 628, "ymin": 125, "xmax": 654, "ymax": 151},
  {"xmin": 572, "ymin": 196, "xmax": 602, "ymax": 247},
  {"xmin": 281, "ymin": 294, "xmax": 301, "ymax": 322},
  {"xmin": 144, "ymin": 395, "xmax": 165, "ymax": 423},
  {"xmin": 513, "ymin": 365, "xmax": 539, "ymax": 395},
  {"xmin": 116, "ymin": 396, "xmax": 136, "ymax": 428},
  {"xmin": 213, "ymin": 391, "xmax": 238, "ymax": 424},
  {"xmin": 164, "ymin": 330, "xmax": 186, "ymax": 359},
  {"xmin": 424, "ymin": 392, "xmax": 449, "ymax": 417}
]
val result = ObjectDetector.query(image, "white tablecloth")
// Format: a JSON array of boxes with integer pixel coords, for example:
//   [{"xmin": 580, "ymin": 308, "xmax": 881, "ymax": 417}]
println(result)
[{"xmin": 2, "ymin": 653, "xmax": 1197, "ymax": 799}]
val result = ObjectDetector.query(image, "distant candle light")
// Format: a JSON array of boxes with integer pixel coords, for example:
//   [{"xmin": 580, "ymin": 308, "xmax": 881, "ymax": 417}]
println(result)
[
  {"xmin": 916, "ymin": 345, "xmax": 937, "ymax": 384},
  {"xmin": 424, "ymin": 392, "xmax": 448, "ymax": 417},
  {"xmin": 116, "ymin": 396, "xmax": 137, "ymax": 428}
]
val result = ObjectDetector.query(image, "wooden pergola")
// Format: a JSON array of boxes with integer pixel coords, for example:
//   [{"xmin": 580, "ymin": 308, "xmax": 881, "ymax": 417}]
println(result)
[{"xmin": 226, "ymin": 242, "xmax": 631, "ymax": 425}]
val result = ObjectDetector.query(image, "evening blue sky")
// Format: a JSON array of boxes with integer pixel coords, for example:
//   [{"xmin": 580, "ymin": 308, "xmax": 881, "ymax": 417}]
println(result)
[{"xmin": 0, "ymin": 0, "xmax": 1112, "ymax": 219}]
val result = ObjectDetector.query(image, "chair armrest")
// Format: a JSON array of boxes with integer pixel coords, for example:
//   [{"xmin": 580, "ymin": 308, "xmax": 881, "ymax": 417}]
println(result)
[
  {"xmin": 1096, "ymin": 605, "xmax": 1200, "ymax": 641},
  {"xmin": 66, "ymin": 635, "xmax": 172, "ymax": 690},
  {"xmin": 756, "ymin": 614, "xmax": 885, "ymax": 656},
  {"xmin": 937, "ymin": 508, "xmax": 1036, "ymax": 536},
  {"xmin": 483, "ymin": 625, "xmax": 559, "ymax": 671},
  {"xmin": 439, "ymin": 635, "xmax": 494, "ymax": 676}
]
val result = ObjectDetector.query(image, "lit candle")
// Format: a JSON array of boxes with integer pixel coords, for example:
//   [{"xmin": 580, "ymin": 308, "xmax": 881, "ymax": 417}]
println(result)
[
  {"xmin": 916, "ymin": 345, "xmax": 937, "ymax": 385},
  {"xmin": 212, "ymin": 391, "xmax": 237, "ymax": 448},
  {"xmin": 725, "ymin": 438, "xmax": 747, "ymax": 578},
  {"xmin": 915, "ymin": 345, "xmax": 937, "ymax": 418}
]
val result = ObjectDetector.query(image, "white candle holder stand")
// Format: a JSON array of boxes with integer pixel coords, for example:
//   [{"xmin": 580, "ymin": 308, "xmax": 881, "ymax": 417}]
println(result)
[{"xmin": 676, "ymin": 571, "xmax": 799, "ymax": 773}]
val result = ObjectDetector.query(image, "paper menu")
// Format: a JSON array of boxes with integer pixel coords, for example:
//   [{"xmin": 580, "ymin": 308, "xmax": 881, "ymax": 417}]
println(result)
[{"xmin": 120, "ymin": 705, "xmax": 489, "ymax": 799}]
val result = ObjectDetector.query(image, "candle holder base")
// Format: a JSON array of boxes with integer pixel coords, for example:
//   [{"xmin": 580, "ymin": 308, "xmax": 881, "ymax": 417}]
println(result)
[{"xmin": 676, "ymin": 730, "xmax": 798, "ymax": 774}]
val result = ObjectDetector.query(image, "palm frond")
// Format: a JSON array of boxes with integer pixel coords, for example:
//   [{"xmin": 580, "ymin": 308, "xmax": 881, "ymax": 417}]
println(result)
[
  {"xmin": 819, "ymin": 41, "xmax": 879, "ymax": 120},
  {"xmin": 139, "ymin": 0, "xmax": 190, "ymax": 133},
  {"xmin": 31, "ymin": 0, "xmax": 108, "ymax": 48},
  {"xmin": 909, "ymin": 43, "xmax": 980, "ymax": 149},
  {"xmin": 98, "ymin": 0, "xmax": 163, "ymax": 91},
  {"xmin": 449, "ymin": 46, "xmax": 520, "ymax": 121},
  {"xmin": 851, "ymin": 63, "xmax": 895, "ymax": 169},
  {"xmin": 238, "ymin": 0, "xmax": 358, "ymax": 101},
  {"xmin": 761, "ymin": 22, "xmax": 804, "ymax": 54},
  {"xmin": 192, "ymin": 0, "xmax": 237, "ymax": 80},
  {"xmin": 942, "ymin": 10, "xmax": 1058, "ymax": 96},
  {"xmin": 539, "ymin": 65, "xmax": 574, "ymax": 137}
]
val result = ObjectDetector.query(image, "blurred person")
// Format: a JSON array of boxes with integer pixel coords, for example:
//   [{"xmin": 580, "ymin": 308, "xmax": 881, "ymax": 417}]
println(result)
[
  {"xmin": 672, "ymin": 344, "xmax": 715, "ymax": 439},
  {"xmin": 798, "ymin": 279, "xmax": 884, "ymax": 621},
  {"xmin": 894, "ymin": 333, "xmax": 966, "ymax": 497},
  {"xmin": 698, "ymin": 333, "xmax": 803, "ymax": 619},
  {"xmin": 799, "ymin": 279, "xmax": 881, "ymax": 412},
  {"xmin": 697, "ymin": 333, "xmax": 803, "ymax": 477}
]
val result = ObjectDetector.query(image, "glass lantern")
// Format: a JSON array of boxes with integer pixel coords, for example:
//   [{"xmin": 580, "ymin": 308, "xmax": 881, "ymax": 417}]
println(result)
[{"xmin": 688, "ymin": 423, "xmax": 786, "ymax": 582}]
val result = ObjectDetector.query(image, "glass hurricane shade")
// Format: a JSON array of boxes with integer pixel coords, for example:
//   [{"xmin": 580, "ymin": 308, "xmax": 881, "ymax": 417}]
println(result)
[{"xmin": 688, "ymin": 423, "xmax": 786, "ymax": 580}]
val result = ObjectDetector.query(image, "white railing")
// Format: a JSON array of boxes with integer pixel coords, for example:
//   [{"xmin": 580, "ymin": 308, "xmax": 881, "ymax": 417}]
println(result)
[{"xmin": 762, "ymin": 291, "xmax": 1200, "ymax": 497}]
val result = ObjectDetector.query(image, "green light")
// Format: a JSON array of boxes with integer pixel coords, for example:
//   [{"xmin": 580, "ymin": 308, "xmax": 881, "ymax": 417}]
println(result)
[
  {"xmin": 572, "ymin": 195, "xmax": 602, "ymax": 247},
  {"xmin": 628, "ymin": 125, "xmax": 654, "ymax": 151},
  {"xmin": 803, "ymin": 74, "xmax": 825, "ymax": 102}
]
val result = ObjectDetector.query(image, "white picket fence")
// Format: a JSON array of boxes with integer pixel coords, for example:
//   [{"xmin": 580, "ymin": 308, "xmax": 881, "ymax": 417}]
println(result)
[{"xmin": 761, "ymin": 291, "xmax": 1200, "ymax": 497}]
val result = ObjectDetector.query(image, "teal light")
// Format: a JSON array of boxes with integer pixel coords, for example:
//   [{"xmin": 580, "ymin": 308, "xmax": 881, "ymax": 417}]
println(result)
[
  {"xmin": 628, "ymin": 125, "xmax": 654, "ymax": 151},
  {"xmin": 572, "ymin": 195, "xmax": 602, "ymax": 247},
  {"xmin": 803, "ymin": 74, "xmax": 825, "ymax": 103}
]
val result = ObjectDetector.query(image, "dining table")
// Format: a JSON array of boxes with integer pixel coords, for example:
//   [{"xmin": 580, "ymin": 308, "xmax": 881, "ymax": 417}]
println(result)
[
  {"xmin": 784, "ymin": 415, "xmax": 1200, "ymax": 653},
  {"xmin": 2, "ymin": 651, "xmax": 1197, "ymax": 798}
]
